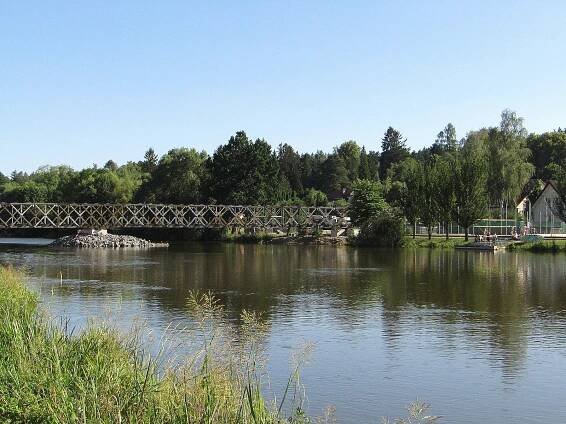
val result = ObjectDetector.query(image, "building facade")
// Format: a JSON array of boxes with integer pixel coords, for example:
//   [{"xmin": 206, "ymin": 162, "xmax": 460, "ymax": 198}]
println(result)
[{"xmin": 527, "ymin": 181, "xmax": 565, "ymax": 233}]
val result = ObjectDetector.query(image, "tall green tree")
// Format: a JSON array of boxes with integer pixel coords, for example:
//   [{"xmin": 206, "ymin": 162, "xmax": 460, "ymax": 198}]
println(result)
[
  {"xmin": 358, "ymin": 147, "xmax": 371, "ymax": 180},
  {"xmin": 397, "ymin": 158, "xmax": 422, "ymax": 238},
  {"xmin": 434, "ymin": 156, "xmax": 456, "ymax": 240},
  {"xmin": 277, "ymin": 143, "xmax": 303, "ymax": 194},
  {"xmin": 59, "ymin": 168, "xmax": 117, "ymax": 203},
  {"xmin": 379, "ymin": 127, "xmax": 410, "ymax": 180},
  {"xmin": 208, "ymin": 131, "xmax": 281, "ymax": 204},
  {"xmin": 136, "ymin": 148, "xmax": 207, "ymax": 204},
  {"xmin": 321, "ymin": 154, "xmax": 350, "ymax": 194},
  {"xmin": 453, "ymin": 149, "xmax": 489, "ymax": 241},
  {"xmin": 432, "ymin": 123, "xmax": 458, "ymax": 154},
  {"xmin": 486, "ymin": 110, "xmax": 534, "ymax": 205},
  {"xmin": 336, "ymin": 140, "xmax": 361, "ymax": 182},
  {"xmin": 104, "ymin": 160, "xmax": 118, "ymax": 171},
  {"xmin": 142, "ymin": 148, "xmax": 159, "ymax": 174},
  {"xmin": 367, "ymin": 151, "xmax": 380, "ymax": 180},
  {"xmin": 10, "ymin": 171, "xmax": 29, "ymax": 183},
  {"xmin": 417, "ymin": 158, "xmax": 441, "ymax": 240},
  {"xmin": 29, "ymin": 165, "xmax": 76, "ymax": 202},
  {"xmin": 300, "ymin": 151, "xmax": 327, "ymax": 191},
  {"xmin": 112, "ymin": 163, "xmax": 146, "ymax": 203},
  {"xmin": 527, "ymin": 131, "xmax": 566, "ymax": 180}
]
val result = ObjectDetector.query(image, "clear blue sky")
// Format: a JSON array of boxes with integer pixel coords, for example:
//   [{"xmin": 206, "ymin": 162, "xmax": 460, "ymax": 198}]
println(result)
[{"xmin": 1, "ymin": 1, "xmax": 565, "ymax": 174}]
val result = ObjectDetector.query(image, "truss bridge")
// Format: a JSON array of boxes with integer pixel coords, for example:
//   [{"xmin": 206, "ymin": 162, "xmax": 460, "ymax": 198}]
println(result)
[{"xmin": 0, "ymin": 203, "xmax": 350, "ymax": 231}]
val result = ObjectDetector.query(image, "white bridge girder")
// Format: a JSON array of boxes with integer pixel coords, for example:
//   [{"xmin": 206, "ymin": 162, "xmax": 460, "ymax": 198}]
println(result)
[{"xmin": 0, "ymin": 203, "xmax": 350, "ymax": 230}]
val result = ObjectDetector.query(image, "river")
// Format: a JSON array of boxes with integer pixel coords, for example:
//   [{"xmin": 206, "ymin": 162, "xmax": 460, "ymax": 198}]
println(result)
[{"xmin": 1, "ymin": 242, "xmax": 566, "ymax": 423}]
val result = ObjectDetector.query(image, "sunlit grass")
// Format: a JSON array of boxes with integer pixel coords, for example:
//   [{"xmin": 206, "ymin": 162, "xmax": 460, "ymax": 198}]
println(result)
[
  {"xmin": 403, "ymin": 237, "xmax": 468, "ymax": 249},
  {"xmin": 0, "ymin": 266, "xmax": 309, "ymax": 423},
  {"xmin": 506, "ymin": 239, "xmax": 566, "ymax": 253}
]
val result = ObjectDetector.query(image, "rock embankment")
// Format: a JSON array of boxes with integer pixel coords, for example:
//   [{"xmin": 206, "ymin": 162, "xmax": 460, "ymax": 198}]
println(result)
[{"xmin": 50, "ymin": 234, "xmax": 168, "ymax": 248}]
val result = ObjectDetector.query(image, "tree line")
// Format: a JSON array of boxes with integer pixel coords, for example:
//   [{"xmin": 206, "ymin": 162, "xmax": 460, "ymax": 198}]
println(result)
[{"xmin": 1, "ymin": 109, "xmax": 565, "ymax": 240}]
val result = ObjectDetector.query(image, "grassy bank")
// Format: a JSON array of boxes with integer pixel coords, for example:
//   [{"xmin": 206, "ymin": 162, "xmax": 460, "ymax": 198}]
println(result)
[
  {"xmin": 403, "ymin": 237, "xmax": 468, "ymax": 249},
  {"xmin": 506, "ymin": 239, "xmax": 566, "ymax": 253},
  {"xmin": 0, "ymin": 266, "xmax": 306, "ymax": 423}
]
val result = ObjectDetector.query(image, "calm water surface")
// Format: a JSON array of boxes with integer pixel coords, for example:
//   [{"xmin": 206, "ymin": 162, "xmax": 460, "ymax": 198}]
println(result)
[{"xmin": 1, "ymin": 242, "xmax": 566, "ymax": 423}]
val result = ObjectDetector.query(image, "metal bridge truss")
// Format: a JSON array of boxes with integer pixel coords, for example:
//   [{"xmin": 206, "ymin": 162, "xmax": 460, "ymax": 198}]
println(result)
[{"xmin": 0, "ymin": 203, "xmax": 349, "ymax": 231}]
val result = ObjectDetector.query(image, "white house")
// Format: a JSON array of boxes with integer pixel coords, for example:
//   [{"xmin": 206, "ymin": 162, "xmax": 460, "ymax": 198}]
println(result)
[{"xmin": 527, "ymin": 181, "xmax": 565, "ymax": 233}]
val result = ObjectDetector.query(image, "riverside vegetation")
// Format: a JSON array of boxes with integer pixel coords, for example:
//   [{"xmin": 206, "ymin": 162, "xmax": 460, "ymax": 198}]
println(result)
[
  {"xmin": 2, "ymin": 109, "xmax": 566, "ymax": 245},
  {"xmin": 506, "ymin": 239, "xmax": 566, "ymax": 253},
  {"xmin": 0, "ymin": 266, "xmax": 438, "ymax": 423}
]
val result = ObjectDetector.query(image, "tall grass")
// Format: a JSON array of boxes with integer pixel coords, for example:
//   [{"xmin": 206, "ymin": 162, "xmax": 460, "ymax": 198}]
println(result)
[
  {"xmin": 0, "ymin": 266, "xmax": 438, "ymax": 423},
  {"xmin": 0, "ymin": 266, "xmax": 310, "ymax": 423}
]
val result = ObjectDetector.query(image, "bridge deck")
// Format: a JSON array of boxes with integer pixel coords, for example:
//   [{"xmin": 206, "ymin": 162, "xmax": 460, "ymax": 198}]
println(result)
[{"xmin": 0, "ymin": 203, "xmax": 349, "ymax": 230}]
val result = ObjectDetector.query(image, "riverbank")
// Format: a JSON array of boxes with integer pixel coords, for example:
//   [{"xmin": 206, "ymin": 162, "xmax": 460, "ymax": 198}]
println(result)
[
  {"xmin": 506, "ymin": 239, "xmax": 566, "ymax": 253},
  {"xmin": 0, "ymin": 233, "xmax": 477, "ymax": 249},
  {"xmin": 403, "ymin": 237, "xmax": 468, "ymax": 249},
  {"xmin": 228, "ymin": 232, "xmax": 348, "ymax": 246},
  {"xmin": 405, "ymin": 237, "xmax": 566, "ymax": 253},
  {"xmin": 0, "ymin": 266, "xmax": 298, "ymax": 423},
  {"xmin": 227, "ymin": 232, "xmax": 468, "ymax": 248}
]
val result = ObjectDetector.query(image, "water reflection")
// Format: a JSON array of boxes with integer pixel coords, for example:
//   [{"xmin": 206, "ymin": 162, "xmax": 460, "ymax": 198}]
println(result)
[{"xmin": 1, "ymin": 244, "xmax": 566, "ymax": 423}]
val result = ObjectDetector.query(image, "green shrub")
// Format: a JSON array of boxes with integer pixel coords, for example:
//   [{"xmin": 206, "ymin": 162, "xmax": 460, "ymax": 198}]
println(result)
[
  {"xmin": 349, "ymin": 179, "xmax": 388, "ymax": 226},
  {"xmin": 354, "ymin": 214, "xmax": 405, "ymax": 247},
  {"xmin": 304, "ymin": 188, "xmax": 328, "ymax": 206}
]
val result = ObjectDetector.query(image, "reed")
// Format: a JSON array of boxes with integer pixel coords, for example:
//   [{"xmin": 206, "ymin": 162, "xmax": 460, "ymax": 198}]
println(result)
[{"xmin": 0, "ymin": 266, "xmax": 308, "ymax": 423}]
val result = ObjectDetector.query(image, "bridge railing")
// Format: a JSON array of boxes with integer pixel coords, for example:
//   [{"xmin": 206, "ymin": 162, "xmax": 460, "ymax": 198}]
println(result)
[{"xmin": 0, "ymin": 203, "xmax": 349, "ymax": 230}]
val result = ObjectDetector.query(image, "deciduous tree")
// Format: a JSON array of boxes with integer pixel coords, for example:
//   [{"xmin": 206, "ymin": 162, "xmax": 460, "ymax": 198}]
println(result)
[
  {"xmin": 486, "ymin": 110, "xmax": 534, "ymax": 205},
  {"xmin": 453, "ymin": 149, "xmax": 489, "ymax": 240},
  {"xmin": 349, "ymin": 179, "xmax": 388, "ymax": 227},
  {"xmin": 434, "ymin": 156, "xmax": 456, "ymax": 240},
  {"xmin": 417, "ymin": 158, "xmax": 441, "ymax": 240},
  {"xmin": 396, "ymin": 158, "xmax": 421, "ymax": 238},
  {"xmin": 336, "ymin": 140, "xmax": 361, "ymax": 182}
]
